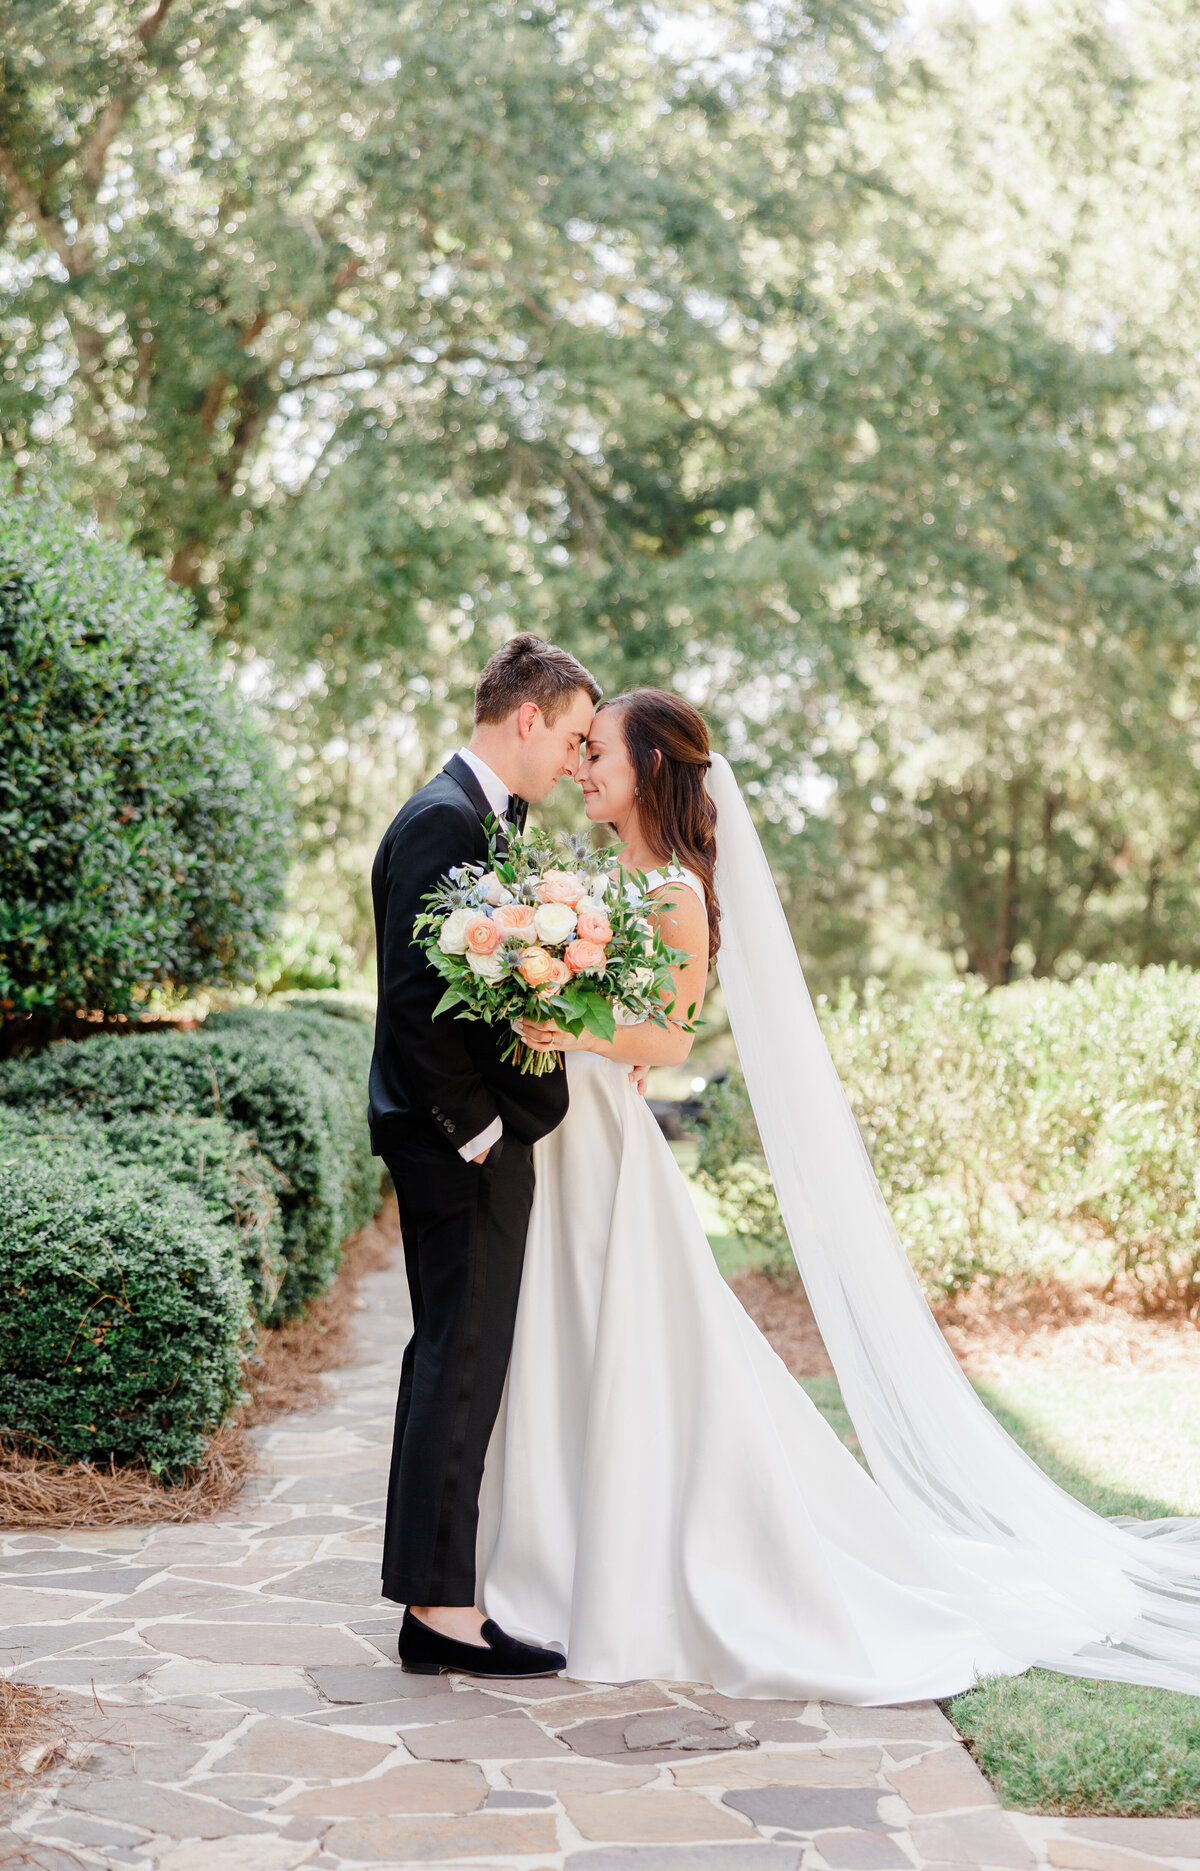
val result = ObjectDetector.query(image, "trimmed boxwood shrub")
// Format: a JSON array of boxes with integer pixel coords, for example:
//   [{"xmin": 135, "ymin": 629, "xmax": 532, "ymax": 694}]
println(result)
[
  {"xmin": 205, "ymin": 1003, "xmax": 379, "ymax": 1240},
  {"xmin": 0, "ymin": 473, "xmax": 291, "ymax": 1027},
  {"xmin": 0, "ymin": 1106, "xmax": 286, "ymax": 1321},
  {"xmin": 0, "ymin": 1011, "xmax": 379, "ymax": 1318},
  {"xmin": 0, "ymin": 1150, "xmax": 251, "ymax": 1474}
]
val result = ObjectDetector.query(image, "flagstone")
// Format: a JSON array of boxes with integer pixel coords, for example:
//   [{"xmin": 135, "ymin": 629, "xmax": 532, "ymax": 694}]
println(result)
[
  {"xmin": 812, "ymin": 1826, "xmax": 914, "ymax": 1868},
  {"xmin": 236, "ymin": 1517, "xmax": 369, "ymax": 1541},
  {"xmin": 306, "ymin": 1695, "xmax": 509, "ymax": 1729},
  {"xmin": 562, "ymin": 1845, "xmax": 804, "ymax": 1870},
  {"xmin": 397, "ymin": 1712, "xmax": 570, "ymax": 1760},
  {"xmin": 4, "ymin": 1567, "xmax": 162, "ymax": 1596},
  {"xmin": 911, "ymin": 1809, "xmax": 1036, "ymax": 1867},
  {"xmin": 724, "ymin": 1787, "xmax": 893, "ymax": 1833},
  {"xmin": 216, "ymin": 1715, "xmax": 393, "ymax": 1778},
  {"xmin": 823, "ymin": 1703, "xmax": 957, "ymax": 1744},
  {"xmin": 141, "ymin": 1622, "xmax": 368, "ymax": 1665},
  {"xmin": 15, "ymin": 1658, "xmax": 163, "ymax": 1688},
  {"xmin": 885, "ymin": 1746, "xmax": 996, "ymax": 1812},
  {"xmin": 276, "ymin": 1475, "xmax": 389, "ymax": 1504},
  {"xmin": 0, "ymin": 1621, "xmax": 130, "ymax": 1662},
  {"xmin": 1062, "ymin": 1818, "xmax": 1200, "ymax": 1858},
  {"xmin": 696, "ymin": 1696, "xmax": 825, "ymax": 1727},
  {"xmin": 483, "ymin": 1786, "xmax": 556, "ymax": 1807},
  {"xmin": 157, "ymin": 1837, "xmax": 318, "ymax": 1870},
  {"xmin": 544, "ymin": 1687, "xmax": 678, "ymax": 1726},
  {"xmin": 564, "ymin": 1711, "xmax": 748, "ymax": 1765},
  {"xmin": 115, "ymin": 1581, "xmax": 246, "ymax": 1619},
  {"xmin": 0, "ymin": 1589, "xmax": 102, "ymax": 1621},
  {"xmin": 674, "ymin": 1750, "xmax": 881, "ymax": 1791},
  {"xmin": 55, "ymin": 1781, "xmax": 274, "ymax": 1837},
  {"xmin": 564, "ymin": 1790, "xmax": 754, "ymax": 1843},
  {"xmin": 282, "ymin": 1761, "xmax": 488, "ymax": 1816},
  {"xmin": 322, "ymin": 1809, "xmax": 559, "ymax": 1860},
  {"xmin": 147, "ymin": 1661, "xmax": 314, "ymax": 1696},
  {"xmin": 227, "ymin": 1688, "xmax": 328, "ymax": 1714},
  {"xmin": 305, "ymin": 1664, "xmax": 424, "ymax": 1703},
  {"xmin": 622, "ymin": 1709, "xmax": 756, "ymax": 1754},
  {"xmin": 749, "ymin": 1719, "xmax": 833, "ymax": 1745},
  {"xmin": 1048, "ymin": 1839, "xmax": 1177, "ymax": 1871},
  {"xmin": 504, "ymin": 1758, "xmax": 659, "ymax": 1793}
]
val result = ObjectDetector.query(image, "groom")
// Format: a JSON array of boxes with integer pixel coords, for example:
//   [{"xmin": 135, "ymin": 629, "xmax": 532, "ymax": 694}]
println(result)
[{"xmin": 370, "ymin": 633, "xmax": 600, "ymax": 1677}]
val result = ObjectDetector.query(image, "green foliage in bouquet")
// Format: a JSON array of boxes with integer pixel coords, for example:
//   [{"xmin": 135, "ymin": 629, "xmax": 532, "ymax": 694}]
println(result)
[
  {"xmin": 698, "ymin": 965, "xmax": 1200, "ymax": 1306},
  {"xmin": 416, "ymin": 826, "xmax": 694, "ymax": 1076},
  {"xmin": 0, "ymin": 1148, "xmax": 251, "ymax": 1474},
  {"xmin": 0, "ymin": 474, "xmax": 291, "ymax": 1029}
]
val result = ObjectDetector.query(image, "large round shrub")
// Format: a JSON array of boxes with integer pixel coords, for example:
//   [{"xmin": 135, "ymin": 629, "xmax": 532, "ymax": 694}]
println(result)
[
  {"xmin": 0, "ymin": 1150, "xmax": 251, "ymax": 1474},
  {"xmin": 0, "ymin": 474, "xmax": 291, "ymax": 1025}
]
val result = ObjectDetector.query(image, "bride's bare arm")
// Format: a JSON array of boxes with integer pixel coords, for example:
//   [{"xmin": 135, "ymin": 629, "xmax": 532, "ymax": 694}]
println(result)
[{"xmin": 517, "ymin": 883, "xmax": 709, "ymax": 1068}]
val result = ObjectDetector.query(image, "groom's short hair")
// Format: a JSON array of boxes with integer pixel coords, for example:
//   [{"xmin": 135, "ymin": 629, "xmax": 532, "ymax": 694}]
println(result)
[{"xmin": 474, "ymin": 634, "xmax": 601, "ymax": 726}]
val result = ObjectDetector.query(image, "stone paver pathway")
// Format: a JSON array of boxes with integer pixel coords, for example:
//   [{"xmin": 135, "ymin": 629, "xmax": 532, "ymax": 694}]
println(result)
[{"xmin": 5, "ymin": 1227, "xmax": 1199, "ymax": 1871}]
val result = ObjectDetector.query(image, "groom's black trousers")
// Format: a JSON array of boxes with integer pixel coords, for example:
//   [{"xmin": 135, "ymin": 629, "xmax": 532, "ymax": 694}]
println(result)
[{"xmin": 380, "ymin": 1124, "xmax": 535, "ymax": 1607}]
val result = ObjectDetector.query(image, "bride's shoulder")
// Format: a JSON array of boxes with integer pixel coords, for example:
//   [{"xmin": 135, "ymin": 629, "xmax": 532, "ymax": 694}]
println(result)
[{"xmin": 644, "ymin": 863, "xmax": 706, "ymax": 907}]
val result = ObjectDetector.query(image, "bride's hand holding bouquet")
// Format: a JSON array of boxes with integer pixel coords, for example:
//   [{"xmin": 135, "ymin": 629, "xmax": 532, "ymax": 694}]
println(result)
[{"xmin": 414, "ymin": 824, "xmax": 692, "ymax": 1076}]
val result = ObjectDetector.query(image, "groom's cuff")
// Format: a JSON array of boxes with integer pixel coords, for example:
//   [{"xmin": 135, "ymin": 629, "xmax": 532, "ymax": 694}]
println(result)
[{"xmin": 458, "ymin": 1115, "xmax": 503, "ymax": 1162}]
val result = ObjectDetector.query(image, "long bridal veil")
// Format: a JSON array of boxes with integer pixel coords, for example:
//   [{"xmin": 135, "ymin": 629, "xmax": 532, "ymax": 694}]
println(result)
[{"xmin": 706, "ymin": 750, "xmax": 1200, "ymax": 1697}]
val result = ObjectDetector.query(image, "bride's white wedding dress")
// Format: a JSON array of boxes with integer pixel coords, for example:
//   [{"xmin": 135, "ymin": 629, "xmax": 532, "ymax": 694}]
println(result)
[{"xmin": 479, "ymin": 762, "xmax": 1200, "ymax": 1703}]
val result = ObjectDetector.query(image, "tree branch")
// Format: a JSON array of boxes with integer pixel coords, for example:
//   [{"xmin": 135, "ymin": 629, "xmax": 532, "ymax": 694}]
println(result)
[{"xmin": 0, "ymin": 139, "xmax": 75, "ymax": 271}]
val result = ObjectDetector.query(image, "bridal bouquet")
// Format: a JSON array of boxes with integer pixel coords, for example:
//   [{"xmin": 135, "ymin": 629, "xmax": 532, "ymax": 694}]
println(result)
[{"xmin": 414, "ymin": 827, "xmax": 692, "ymax": 1075}]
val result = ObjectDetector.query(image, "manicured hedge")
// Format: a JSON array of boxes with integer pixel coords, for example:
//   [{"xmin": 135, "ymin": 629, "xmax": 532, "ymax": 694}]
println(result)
[
  {"xmin": 0, "ymin": 1006, "xmax": 377, "ymax": 1319},
  {"xmin": 0, "ymin": 473, "xmax": 291, "ymax": 1025},
  {"xmin": 0, "ymin": 1149, "xmax": 251, "ymax": 1474},
  {"xmin": 0, "ymin": 1106, "xmax": 286, "ymax": 1321},
  {"xmin": 697, "ymin": 964, "xmax": 1200, "ymax": 1306}
]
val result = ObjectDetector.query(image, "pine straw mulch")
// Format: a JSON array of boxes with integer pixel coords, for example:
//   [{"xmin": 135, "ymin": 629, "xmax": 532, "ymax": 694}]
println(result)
[
  {"xmin": 729, "ymin": 1266, "xmax": 1199, "ymax": 1382},
  {"xmin": 0, "ymin": 1678, "xmax": 71, "ymax": 1854},
  {"xmin": 0, "ymin": 1196, "xmax": 401, "ymax": 1532}
]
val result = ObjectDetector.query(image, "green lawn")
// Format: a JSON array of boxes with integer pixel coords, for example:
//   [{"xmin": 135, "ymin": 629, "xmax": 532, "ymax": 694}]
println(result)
[
  {"xmin": 797, "ymin": 1366, "xmax": 1200, "ymax": 1814},
  {"xmin": 678, "ymin": 1157, "xmax": 1200, "ymax": 1817}
]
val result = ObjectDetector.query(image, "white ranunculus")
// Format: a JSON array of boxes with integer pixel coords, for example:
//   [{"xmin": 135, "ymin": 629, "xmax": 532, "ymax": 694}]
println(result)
[
  {"xmin": 533, "ymin": 901, "xmax": 577, "ymax": 946},
  {"xmin": 633, "ymin": 965, "xmax": 655, "ymax": 989},
  {"xmin": 438, "ymin": 907, "xmax": 475, "ymax": 954},
  {"xmin": 466, "ymin": 946, "xmax": 507, "ymax": 982},
  {"xmin": 478, "ymin": 870, "xmax": 514, "ymax": 908},
  {"xmin": 613, "ymin": 1002, "xmax": 642, "ymax": 1027},
  {"xmin": 575, "ymin": 894, "xmax": 603, "ymax": 914}
]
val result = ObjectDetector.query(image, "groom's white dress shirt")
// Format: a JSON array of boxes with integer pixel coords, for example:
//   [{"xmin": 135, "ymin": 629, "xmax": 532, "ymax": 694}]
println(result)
[{"xmin": 453, "ymin": 748, "xmax": 508, "ymax": 1163}]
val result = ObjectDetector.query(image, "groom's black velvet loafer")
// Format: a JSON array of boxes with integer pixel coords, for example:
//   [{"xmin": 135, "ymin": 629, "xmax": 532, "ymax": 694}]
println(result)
[{"xmin": 398, "ymin": 1608, "xmax": 565, "ymax": 1678}]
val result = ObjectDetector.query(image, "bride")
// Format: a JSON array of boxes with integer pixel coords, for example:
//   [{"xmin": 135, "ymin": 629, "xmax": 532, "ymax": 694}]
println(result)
[{"xmin": 476, "ymin": 687, "xmax": 1200, "ymax": 1703}]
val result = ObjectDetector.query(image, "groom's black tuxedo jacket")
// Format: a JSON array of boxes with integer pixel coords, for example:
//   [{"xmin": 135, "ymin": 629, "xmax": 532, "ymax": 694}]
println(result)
[{"xmin": 368, "ymin": 754, "xmax": 570, "ymax": 1156}]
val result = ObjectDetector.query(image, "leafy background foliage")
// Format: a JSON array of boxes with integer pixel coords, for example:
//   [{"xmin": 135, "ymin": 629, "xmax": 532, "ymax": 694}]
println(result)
[
  {"xmin": 698, "ymin": 967, "xmax": 1200, "ymax": 1308},
  {"xmin": 5, "ymin": 0, "xmax": 1200, "ymax": 990},
  {"xmin": 0, "ymin": 474, "xmax": 290, "ymax": 1026}
]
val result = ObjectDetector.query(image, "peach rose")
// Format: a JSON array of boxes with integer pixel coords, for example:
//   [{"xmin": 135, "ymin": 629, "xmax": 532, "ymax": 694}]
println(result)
[
  {"xmin": 463, "ymin": 913, "xmax": 501, "ymax": 956},
  {"xmin": 575, "ymin": 908, "xmax": 613, "ymax": 945},
  {"xmin": 564, "ymin": 938, "xmax": 607, "ymax": 976},
  {"xmin": 517, "ymin": 945, "xmax": 555, "ymax": 988},
  {"xmin": 539, "ymin": 957, "xmax": 572, "ymax": 994},
  {"xmin": 536, "ymin": 869, "xmax": 586, "ymax": 908},
  {"xmin": 492, "ymin": 902, "xmax": 539, "ymax": 944}
]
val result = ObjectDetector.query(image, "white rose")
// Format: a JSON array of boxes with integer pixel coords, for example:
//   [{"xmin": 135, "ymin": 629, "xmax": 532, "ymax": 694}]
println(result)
[
  {"xmin": 575, "ymin": 894, "xmax": 602, "ymax": 914},
  {"xmin": 479, "ymin": 871, "xmax": 514, "ymax": 908},
  {"xmin": 634, "ymin": 965, "xmax": 655, "ymax": 990},
  {"xmin": 438, "ymin": 907, "xmax": 475, "ymax": 955},
  {"xmin": 613, "ymin": 1002, "xmax": 642, "ymax": 1027},
  {"xmin": 466, "ymin": 946, "xmax": 507, "ymax": 982},
  {"xmin": 534, "ymin": 902, "xmax": 577, "ymax": 946}
]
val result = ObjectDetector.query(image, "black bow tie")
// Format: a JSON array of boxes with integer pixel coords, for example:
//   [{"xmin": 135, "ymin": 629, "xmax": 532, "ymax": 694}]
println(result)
[{"xmin": 506, "ymin": 793, "xmax": 529, "ymax": 834}]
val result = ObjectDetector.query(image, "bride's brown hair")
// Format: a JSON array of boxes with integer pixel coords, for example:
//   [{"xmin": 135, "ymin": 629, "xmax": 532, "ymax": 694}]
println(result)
[{"xmin": 598, "ymin": 688, "xmax": 721, "ymax": 963}]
